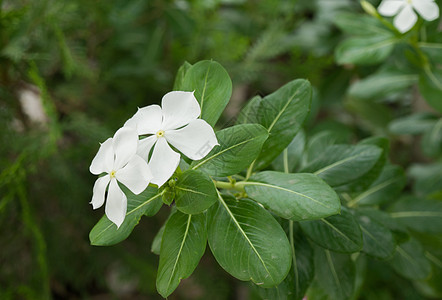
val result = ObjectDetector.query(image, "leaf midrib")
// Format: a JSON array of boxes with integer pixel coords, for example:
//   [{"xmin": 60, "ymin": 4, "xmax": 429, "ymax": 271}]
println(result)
[
  {"xmin": 217, "ymin": 191, "xmax": 275, "ymax": 283},
  {"xmin": 313, "ymin": 149, "xmax": 377, "ymax": 176},
  {"xmin": 321, "ymin": 218, "xmax": 359, "ymax": 248}
]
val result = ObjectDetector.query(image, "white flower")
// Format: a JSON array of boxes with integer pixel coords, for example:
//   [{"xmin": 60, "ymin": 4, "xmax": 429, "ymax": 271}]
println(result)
[
  {"xmin": 378, "ymin": 0, "xmax": 440, "ymax": 33},
  {"xmin": 90, "ymin": 127, "xmax": 153, "ymax": 227},
  {"xmin": 125, "ymin": 91, "xmax": 219, "ymax": 187}
]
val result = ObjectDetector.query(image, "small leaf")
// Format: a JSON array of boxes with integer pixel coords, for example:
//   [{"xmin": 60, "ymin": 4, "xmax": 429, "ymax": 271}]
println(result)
[
  {"xmin": 191, "ymin": 124, "xmax": 268, "ymax": 176},
  {"xmin": 389, "ymin": 238, "xmax": 432, "ymax": 280},
  {"xmin": 300, "ymin": 144, "xmax": 383, "ymax": 188},
  {"xmin": 245, "ymin": 171, "xmax": 340, "ymax": 221},
  {"xmin": 300, "ymin": 208, "xmax": 363, "ymax": 253},
  {"xmin": 175, "ymin": 169, "xmax": 217, "ymax": 214},
  {"xmin": 156, "ymin": 211, "xmax": 207, "ymax": 297},
  {"xmin": 151, "ymin": 224, "xmax": 165, "ymax": 255},
  {"xmin": 236, "ymin": 95, "xmax": 262, "ymax": 125},
  {"xmin": 335, "ymin": 35, "xmax": 396, "ymax": 65},
  {"xmin": 419, "ymin": 68, "xmax": 442, "ymax": 113},
  {"xmin": 388, "ymin": 112, "xmax": 437, "ymax": 135},
  {"xmin": 180, "ymin": 60, "xmax": 232, "ymax": 126},
  {"xmin": 89, "ymin": 186, "xmax": 163, "ymax": 246},
  {"xmin": 173, "ymin": 61, "xmax": 192, "ymax": 90},
  {"xmin": 207, "ymin": 195, "xmax": 292, "ymax": 287},
  {"xmin": 334, "ymin": 12, "xmax": 392, "ymax": 36}
]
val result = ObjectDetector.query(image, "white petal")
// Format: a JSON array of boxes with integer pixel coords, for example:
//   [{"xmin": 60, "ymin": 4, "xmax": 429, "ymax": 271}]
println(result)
[
  {"xmin": 90, "ymin": 175, "xmax": 110, "ymax": 209},
  {"xmin": 166, "ymin": 119, "xmax": 219, "ymax": 160},
  {"xmin": 90, "ymin": 138, "xmax": 114, "ymax": 175},
  {"xmin": 112, "ymin": 127, "xmax": 138, "ymax": 170},
  {"xmin": 136, "ymin": 135, "xmax": 157, "ymax": 162},
  {"xmin": 378, "ymin": 0, "xmax": 406, "ymax": 16},
  {"xmin": 105, "ymin": 178, "xmax": 127, "ymax": 228},
  {"xmin": 149, "ymin": 138, "xmax": 180, "ymax": 187},
  {"xmin": 116, "ymin": 155, "xmax": 152, "ymax": 195},
  {"xmin": 394, "ymin": 5, "xmax": 418, "ymax": 33},
  {"xmin": 124, "ymin": 105, "xmax": 163, "ymax": 135},
  {"xmin": 161, "ymin": 91, "xmax": 201, "ymax": 130},
  {"xmin": 412, "ymin": 0, "xmax": 440, "ymax": 21}
]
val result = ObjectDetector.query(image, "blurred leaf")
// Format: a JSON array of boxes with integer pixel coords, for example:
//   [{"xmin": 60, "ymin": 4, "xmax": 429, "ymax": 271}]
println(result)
[
  {"xmin": 207, "ymin": 195, "xmax": 291, "ymax": 287},
  {"xmin": 409, "ymin": 163, "xmax": 442, "ymax": 197},
  {"xmin": 419, "ymin": 68, "xmax": 442, "ymax": 113},
  {"xmin": 89, "ymin": 186, "xmax": 162, "ymax": 246},
  {"xmin": 245, "ymin": 171, "xmax": 341, "ymax": 221},
  {"xmin": 334, "ymin": 12, "xmax": 392, "ymax": 36},
  {"xmin": 300, "ymin": 208, "xmax": 363, "ymax": 253},
  {"xmin": 421, "ymin": 119, "xmax": 442, "ymax": 158},
  {"xmin": 156, "ymin": 210, "xmax": 207, "ymax": 298},
  {"xmin": 389, "ymin": 113, "xmax": 438, "ymax": 135}
]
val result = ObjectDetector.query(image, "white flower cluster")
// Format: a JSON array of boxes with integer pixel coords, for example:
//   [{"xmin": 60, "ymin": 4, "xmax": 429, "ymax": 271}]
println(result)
[
  {"xmin": 378, "ymin": 0, "xmax": 440, "ymax": 33},
  {"xmin": 89, "ymin": 91, "xmax": 219, "ymax": 227}
]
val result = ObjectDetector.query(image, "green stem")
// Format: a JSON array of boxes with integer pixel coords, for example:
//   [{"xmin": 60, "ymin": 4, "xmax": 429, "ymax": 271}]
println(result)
[{"xmin": 245, "ymin": 159, "xmax": 256, "ymax": 180}]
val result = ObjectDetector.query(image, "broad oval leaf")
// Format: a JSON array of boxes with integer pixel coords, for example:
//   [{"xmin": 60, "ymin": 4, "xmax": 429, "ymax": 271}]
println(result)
[
  {"xmin": 245, "ymin": 171, "xmax": 340, "ymax": 221},
  {"xmin": 207, "ymin": 195, "xmax": 291, "ymax": 287},
  {"xmin": 348, "ymin": 164, "xmax": 406, "ymax": 207},
  {"xmin": 389, "ymin": 238, "xmax": 432, "ymax": 280},
  {"xmin": 300, "ymin": 208, "xmax": 363, "ymax": 253},
  {"xmin": 156, "ymin": 211, "xmax": 207, "ymax": 298},
  {"xmin": 253, "ymin": 79, "xmax": 312, "ymax": 170},
  {"xmin": 312, "ymin": 247, "xmax": 356, "ymax": 300},
  {"xmin": 388, "ymin": 112, "xmax": 437, "ymax": 135},
  {"xmin": 191, "ymin": 124, "xmax": 268, "ymax": 176},
  {"xmin": 335, "ymin": 35, "xmax": 396, "ymax": 65},
  {"xmin": 89, "ymin": 186, "xmax": 163, "ymax": 246},
  {"xmin": 355, "ymin": 213, "xmax": 396, "ymax": 259},
  {"xmin": 300, "ymin": 144, "xmax": 383, "ymax": 188},
  {"xmin": 175, "ymin": 169, "xmax": 217, "ymax": 214},
  {"xmin": 180, "ymin": 60, "xmax": 232, "ymax": 126},
  {"xmin": 272, "ymin": 130, "xmax": 306, "ymax": 173},
  {"xmin": 236, "ymin": 95, "xmax": 262, "ymax": 125}
]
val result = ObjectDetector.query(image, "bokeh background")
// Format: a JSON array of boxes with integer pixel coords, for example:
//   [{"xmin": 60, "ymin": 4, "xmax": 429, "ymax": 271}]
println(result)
[{"xmin": 1, "ymin": 0, "xmax": 441, "ymax": 299}]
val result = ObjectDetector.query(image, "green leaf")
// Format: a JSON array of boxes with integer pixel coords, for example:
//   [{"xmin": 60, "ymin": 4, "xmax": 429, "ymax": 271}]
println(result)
[
  {"xmin": 207, "ymin": 195, "xmax": 291, "ymax": 287},
  {"xmin": 255, "ymin": 222, "xmax": 314, "ymax": 300},
  {"xmin": 300, "ymin": 144, "xmax": 383, "ymax": 188},
  {"xmin": 304, "ymin": 130, "xmax": 350, "ymax": 164},
  {"xmin": 421, "ymin": 119, "xmax": 442, "ymax": 158},
  {"xmin": 389, "ymin": 238, "xmax": 432, "ymax": 280},
  {"xmin": 89, "ymin": 186, "xmax": 163, "ymax": 246},
  {"xmin": 334, "ymin": 12, "xmax": 392, "ymax": 36},
  {"xmin": 175, "ymin": 169, "xmax": 217, "ymax": 214},
  {"xmin": 389, "ymin": 196, "xmax": 442, "ymax": 234},
  {"xmin": 409, "ymin": 163, "xmax": 442, "ymax": 197},
  {"xmin": 389, "ymin": 112, "xmax": 438, "ymax": 135},
  {"xmin": 312, "ymin": 247, "xmax": 355, "ymax": 300},
  {"xmin": 151, "ymin": 223, "xmax": 165, "ymax": 255},
  {"xmin": 156, "ymin": 211, "xmax": 207, "ymax": 297},
  {"xmin": 191, "ymin": 124, "xmax": 268, "ymax": 176},
  {"xmin": 252, "ymin": 79, "xmax": 312, "ymax": 170},
  {"xmin": 180, "ymin": 60, "xmax": 232, "ymax": 126},
  {"xmin": 348, "ymin": 70, "xmax": 417, "ymax": 100},
  {"xmin": 300, "ymin": 208, "xmax": 363, "ymax": 253},
  {"xmin": 335, "ymin": 35, "xmax": 396, "ymax": 65},
  {"xmin": 419, "ymin": 42, "xmax": 442, "ymax": 63},
  {"xmin": 419, "ymin": 68, "xmax": 442, "ymax": 113},
  {"xmin": 245, "ymin": 171, "xmax": 340, "ymax": 221},
  {"xmin": 173, "ymin": 61, "xmax": 192, "ymax": 90},
  {"xmin": 355, "ymin": 212, "xmax": 396, "ymax": 259},
  {"xmin": 236, "ymin": 95, "xmax": 262, "ymax": 125},
  {"xmin": 272, "ymin": 130, "xmax": 306, "ymax": 173},
  {"xmin": 348, "ymin": 164, "xmax": 406, "ymax": 207}
]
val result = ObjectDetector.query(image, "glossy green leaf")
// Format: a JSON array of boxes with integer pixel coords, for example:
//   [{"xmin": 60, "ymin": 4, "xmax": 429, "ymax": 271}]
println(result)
[
  {"xmin": 388, "ymin": 112, "xmax": 438, "ymax": 135},
  {"xmin": 304, "ymin": 130, "xmax": 350, "ymax": 164},
  {"xmin": 348, "ymin": 164, "xmax": 406, "ymax": 207},
  {"xmin": 180, "ymin": 60, "xmax": 232, "ymax": 126},
  {"xmin": 300, "ymin": 144, "xmax": 383, "ymax": 188},
  {"xmin": 300, "ymin": 208, "xmax": 363, "ymax": 253},
  {"xmin": 272, "ymin": 130, "xmax": 306, "ymax": 173},
  {"xmin": 256, "ymin": 221, "xmax": 314, "ymax": 300},
  {"xmin": 174, "ymin": 169, "xmax": 217, "ymax": 214},
  {"xmin": 312, "ymin": 247, "xmax": 355, "ymax": 300},
  {"xmin": 191, "ymin": 124, "xmax": 268, "ymax": 176},
  {"xmin": 349, "ymin": 70, "xmax": 417, "ymax": 100},
  {"xmin": 253, "ymin": 79, "xmax": 312, "ymax": 170},
  {"xmin": 207, "ymin": 195, "xmax": 291, "ymax": 287},
  {"xmin": 335, "ymin": 35, "xmax": 396, "ymax": 65},
  {"xmin": 355, "ymin": 213, "xmax": 396, "ymax": 259},
  {"xmin": 389, "ymin": 238, "xmax": 432, "ymax": 280},
  {"xmin": 419, "ymin": 68, "xmax": 442, "ymax": 113},
  {"xmin": 389, "ymin": 196, "xmax": 442, "ymax": 234},
  {"xmin": 89, "ymin": 186, "xmax": 163, "ymax": 246},
  {"xmin": 156, "ymin": 211, "xmax": 207, "ymax": 297},
  {"xmin": 236, "ymin": 95, "xmax": 262, "ymax": 125},
  {"xmin": 245, "ymin": 171, "xmax": 340, "ymax": 221}
]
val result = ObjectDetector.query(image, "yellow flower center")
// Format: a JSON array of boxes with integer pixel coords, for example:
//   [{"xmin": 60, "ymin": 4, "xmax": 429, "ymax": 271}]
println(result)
[
  {"xmin": 110, "ymin": 170, "xmax": 116, "ymax": 178},
  {"xmin": 156, "ymin": 130, "xmax": 165, "ymax": 138}
]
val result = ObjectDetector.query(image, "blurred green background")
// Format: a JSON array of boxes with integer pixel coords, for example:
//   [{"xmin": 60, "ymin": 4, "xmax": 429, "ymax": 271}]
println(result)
[{"xmin": 1, "ymin": 0, "xmax": 441, "ymax": 299}]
